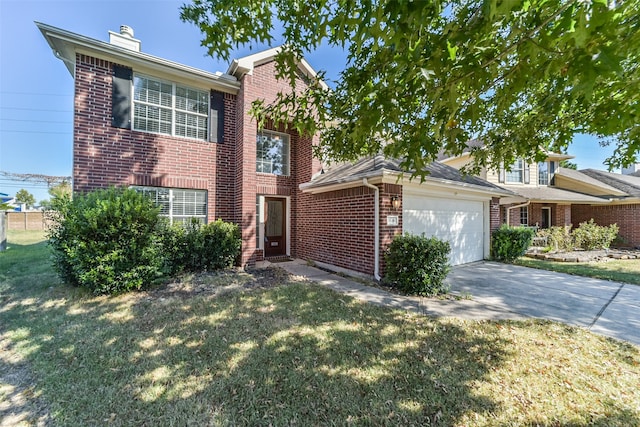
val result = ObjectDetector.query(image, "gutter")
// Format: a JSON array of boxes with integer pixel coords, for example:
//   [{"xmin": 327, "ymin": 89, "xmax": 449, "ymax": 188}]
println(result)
[
  {"xmin": 362, "ymin": 178, "xmax": 381, "ymax": 281},
  {"xmin": 36, "ymin": 22, "xmax": 240, "ymax": 94},
  {"xmin": 506, "ymin": 200, "xmax": 531, "ymax": 224}
]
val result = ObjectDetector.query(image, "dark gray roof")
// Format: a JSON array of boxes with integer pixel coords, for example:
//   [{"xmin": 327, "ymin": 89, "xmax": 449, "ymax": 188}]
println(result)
[
  {"xmin": 580, "ymin": 169, "xmax": 640, "ymax": 198},
  {"xmin": 503, "ymin": 186, "xmax": 610, "ymax": 204},
  {"xmin": 436, "ymin": 139, "xmax": 483, "ymax": 161},
  {"xmin": 555, "ymin": 168, "xmax": 624, "ymax": 194},
  {"xmin": 304, "ymin": 155, "xmax": 512, "ymax": 195}
]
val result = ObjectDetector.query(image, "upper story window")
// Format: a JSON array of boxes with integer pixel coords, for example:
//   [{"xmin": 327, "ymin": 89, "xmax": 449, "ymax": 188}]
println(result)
[
  {"xmin": 538, "ymin": 162, "xmax": 549, "ymax": 185},
  {"xmin": 505, "ymin": 159, "xmax": 525, "ymax": 183},
  {"xmin": 133, "ymin": 75, "xmax": 209, "ymax": 141},
  {"xmin": 256, "ymin": 130, "xmax": 290, "ymax": 176},
  {"xmin": 538, "ymin": 161, "xmax": 557, "ymax": 185},
  {"xmin": 133, "ymin": 186, "xmax": 207, "ymax": 224}
]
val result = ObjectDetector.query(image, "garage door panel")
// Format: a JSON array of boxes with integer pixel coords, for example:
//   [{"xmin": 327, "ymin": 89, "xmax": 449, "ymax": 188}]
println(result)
[{"xmin": 403, "ymin": 194, "xmax": 485, "ymax": 265}]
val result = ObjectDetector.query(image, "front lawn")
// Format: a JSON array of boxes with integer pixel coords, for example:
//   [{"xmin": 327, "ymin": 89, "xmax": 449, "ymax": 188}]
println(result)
[
  {"xmin": 516, "ymin": 256, "xmax": 640, "ymax": 285},
  {"xmin": 1, "ymin": 231, "xmax": 639, "ymax": 426}
]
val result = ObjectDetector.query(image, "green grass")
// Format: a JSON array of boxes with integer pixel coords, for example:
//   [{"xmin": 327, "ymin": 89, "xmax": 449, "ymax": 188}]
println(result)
[
  {"xmin": 516, "ymin": 256, "xmax": 640, "ymax": 285},
  {"xmin": 1, "ymin": 231, "xmax": 640, "ymax": 426}
]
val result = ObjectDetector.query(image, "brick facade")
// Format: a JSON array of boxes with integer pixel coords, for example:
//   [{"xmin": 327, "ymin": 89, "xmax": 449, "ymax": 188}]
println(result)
[
  {"xmin": 297, "ymin": 186, "xmax": 376, "ymax": 275},
  {"xmin": 572, "ymin": 204, "xmax": 640, "ymax": 247},
  {"xmin": 502, "ymin": 200, "xmax": 640, "ymax": 247},
  {"xmin": 235, "ymin": 61, "xmax": 322, "ymax": 266},
  {"xmin": 73, "ymin": 54, "xmax": 237, "ymax": 223},
  {"xmin": 70, "ymin": 49, "xmax": 505, "ymax": 278}
]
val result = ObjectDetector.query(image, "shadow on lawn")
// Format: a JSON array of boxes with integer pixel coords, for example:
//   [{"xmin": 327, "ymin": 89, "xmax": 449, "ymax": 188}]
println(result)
[{"xmin": 1, "ymin": 260, "xmax": 639, "ymax": 425}]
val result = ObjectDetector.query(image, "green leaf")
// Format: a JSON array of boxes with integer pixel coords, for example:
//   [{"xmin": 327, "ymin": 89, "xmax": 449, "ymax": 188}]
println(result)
[{"xmin": 447, "ymin": 40, "xmax": 458, "ymax": 61}]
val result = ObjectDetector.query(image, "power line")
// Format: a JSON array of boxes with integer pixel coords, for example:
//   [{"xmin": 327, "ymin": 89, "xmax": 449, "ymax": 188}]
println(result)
[{"xmin": 0, "ymin": 172, "xmax": 71, "ymax": 187}]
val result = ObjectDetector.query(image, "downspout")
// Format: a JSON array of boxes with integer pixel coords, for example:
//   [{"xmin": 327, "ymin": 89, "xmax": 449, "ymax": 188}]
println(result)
[
  {"xmin": 506, "ymin": 200, "xmax": 531, "ymax": 225},
  {"xmin": 362, "ymin": 178, "xmax": 381, "ymax": 280}
]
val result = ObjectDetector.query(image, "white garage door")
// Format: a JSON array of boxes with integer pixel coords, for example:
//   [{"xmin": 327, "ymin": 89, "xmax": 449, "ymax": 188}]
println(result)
[{"xmin": 403, "ymin": 192, "xmax": 485, "ymax": 265}]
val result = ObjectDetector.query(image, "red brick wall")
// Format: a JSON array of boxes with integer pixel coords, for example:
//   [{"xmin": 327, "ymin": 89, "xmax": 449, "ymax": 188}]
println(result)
[
  {"xmin": 236, "ymin": 60, "xmax": 322, "ymax": 266},
  {"xmin": 297, "ymin": 186, "xmax": 376, "ymax": 275},
  {"xmin": 73, "ymin": 54, "xmax": 237, "ymax": 223},
  {"xmin": 502, "ymin": 203, "xmax": 527, "ymax": 226},
  {"xmin": 490, "ymin": 197, "xmax": 501, "ymax": 232},
  {"xmin": 379, "ymin": 183, "xmax": 403, "ymax": 275},
  {"xmin": 572, "ymin": 204, "xmax": 640, "ymax": 247},
  {"xmin": 555, "ymin": 204, "xmax": 572, "ymax": 227}
]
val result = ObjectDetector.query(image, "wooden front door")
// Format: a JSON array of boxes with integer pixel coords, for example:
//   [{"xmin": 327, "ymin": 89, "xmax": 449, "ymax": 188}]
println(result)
[{"xmin": 264, "ymin": 198, "xmax": 286, "ymax": 257}]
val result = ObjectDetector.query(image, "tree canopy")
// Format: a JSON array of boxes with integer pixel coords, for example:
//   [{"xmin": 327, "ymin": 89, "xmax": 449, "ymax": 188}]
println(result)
[
  {"xmin": 182, "ymin": 0, "xmax": 640, "ymax": 175},
  {"xmin": 15, "ymin": 189, "xmax": 36, "ymax": 209},
  {"xmin": 41, "ymin": 180, "xmax": 72, "ymax": 210}
]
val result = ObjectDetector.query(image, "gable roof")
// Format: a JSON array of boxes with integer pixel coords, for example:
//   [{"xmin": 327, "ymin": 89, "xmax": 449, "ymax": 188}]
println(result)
[
  {"xmin": 300, "ymin": 155, "xmax": 513, "ymax": 197},
  {"xmin": 36, "ymin": 22, "xmax": 240, "ymax": 94},
  {"xmin": 554, "ymin": 167, "xmax": 627, "ymax": 197},
  {"xmin": 437, "ymin": 140, "xmax": 574, "ymax": 163},
  {"xmin": 227, "ymin": 46, "xmax": 329, "ymax": 90},
  {"xmin": 499, "ymin": 186, "xmax": 611, "ymax": 205},
  {"xmin": 579, "ymin": 169, "xmax": 640, "ymax": 198}
]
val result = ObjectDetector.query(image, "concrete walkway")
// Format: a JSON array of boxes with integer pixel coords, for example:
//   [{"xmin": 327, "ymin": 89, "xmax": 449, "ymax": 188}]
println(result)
[{"xmin": 274, "ymin": 259, "xmax": 640, "ymax": 346}]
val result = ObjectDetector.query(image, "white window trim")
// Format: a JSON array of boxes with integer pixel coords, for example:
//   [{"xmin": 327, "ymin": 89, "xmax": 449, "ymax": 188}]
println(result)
[
  {"xmin": 132, "ymin": 186, "xmax": 207, "ymax": 224},
  {"xmin": 132, "ymin": 73, "xmax": 210, "ymax": 142},
  {"xmin": 506, "ymin": 159, "xmax": 525, "ymax": 183},
  {"xmin": 520, "ymin": 206, "xmax": 529, "ymax": 225},
  {"xmin": 256, "ymin": 130, "xmax": 291, "ymax": 176}
]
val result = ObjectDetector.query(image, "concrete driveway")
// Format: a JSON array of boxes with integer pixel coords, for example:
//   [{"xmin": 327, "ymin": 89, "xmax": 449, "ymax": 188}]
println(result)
[{"xmin": 446, "ymin": 261, "xmax": 640, "ymax": 346}]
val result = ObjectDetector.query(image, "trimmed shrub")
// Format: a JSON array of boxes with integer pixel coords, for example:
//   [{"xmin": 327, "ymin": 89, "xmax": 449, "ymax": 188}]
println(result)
[
  {"xmin": 384, "ymin": 233, "xmax": 451, "ymax": 296},
  {"xmin": 158, "ymin": 218, "xmax": 241, "ymax": 274},
  {"xmin": 47, "ymin": 187, "xmax": 163, "ymax": 294},
  {"xmin": 572, "ymin": 219, "xmax": 618, "ymax": 250},
  {"xmin": 491, "ymin": 225, "xmax": 534, "ymax": 263}
]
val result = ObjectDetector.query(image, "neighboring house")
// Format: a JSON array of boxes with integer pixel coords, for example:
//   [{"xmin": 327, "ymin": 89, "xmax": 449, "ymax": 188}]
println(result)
[
  {"xmin": 0, "ymin": 194, "xmax": 19, "ymax": 211},
  {"xmin": 39, "ymin": 22, "xmax": 510, "ymax": 279},
  {"xmin": 440, "ymin": 150, "xmax": 640, "ymax": 248},
  {"xmin": 622, "ymin": 163, "xmax": 640, "ymax": 175}
]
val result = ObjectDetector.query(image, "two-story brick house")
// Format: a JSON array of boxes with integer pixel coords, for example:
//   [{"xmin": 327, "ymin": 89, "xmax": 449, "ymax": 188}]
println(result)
[
  {"xmin": 39, "ymin": 22, "xmax": 512, "ymax": 279},
  {"xmin": 440, "ymin": 149, "xmax": 640, "ymax": 248}
]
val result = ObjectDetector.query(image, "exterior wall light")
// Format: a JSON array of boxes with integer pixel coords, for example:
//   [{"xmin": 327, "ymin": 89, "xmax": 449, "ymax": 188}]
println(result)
[{"xmin": 391, "ymin": 195, "xmax": 400, "ymax": 210}]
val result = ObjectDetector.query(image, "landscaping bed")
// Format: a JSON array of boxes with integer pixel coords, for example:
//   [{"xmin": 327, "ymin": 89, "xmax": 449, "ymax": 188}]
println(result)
[{"xmin": 526, "ymin": 248, "xmax": 640, "ymax": 263}]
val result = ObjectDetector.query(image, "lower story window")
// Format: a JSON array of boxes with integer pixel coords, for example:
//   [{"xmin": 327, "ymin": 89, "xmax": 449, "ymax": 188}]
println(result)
[
  {"xmin": 133, "ymin": 186, "xmax": 207, "ymax": 224},
  {"xmin": 520, "ymin": 206, "xmax": 528, "ymax": 225}
]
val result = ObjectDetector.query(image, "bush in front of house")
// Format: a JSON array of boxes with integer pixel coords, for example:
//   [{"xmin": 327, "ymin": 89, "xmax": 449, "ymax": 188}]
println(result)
[
  {"xmin": 491, "ymin": 224, "xmax": 535, "ymax": 263},
  {"xmin": 536, "ymin": 225, "xmax": 573, "ymax": 252},
  {"xmin": 48, "ymin": 187, "xmax": 243, "ymax": 295},
  {"xmin": 158, "ymin": 218, "xmax": 241, "ymax": 274},
  {"xmin": 571, "ymin": 219, "xmax": 619, "ymax": 250},
  {"xmin": 47, "ymin": 187, "xmax": 164, "ymax": 294},
  {"xmin": 384, "ymin": 233, "xmax": 451, "ymax": 296}
]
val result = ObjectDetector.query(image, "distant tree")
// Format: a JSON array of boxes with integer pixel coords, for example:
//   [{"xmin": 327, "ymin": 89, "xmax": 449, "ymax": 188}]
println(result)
[
  {"xmin": 41, "ymin": 181, "xmax": 72, "ymax": 209},
  {"xmin": 560, "ymin": 160, "xmax": 578, "ymax": 170},
  {"xmin": 15, "ymin": 189, "xmax": 36, "ymax": 209}
]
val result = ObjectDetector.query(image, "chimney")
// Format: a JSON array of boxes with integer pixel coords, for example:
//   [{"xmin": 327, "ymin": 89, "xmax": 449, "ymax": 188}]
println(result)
[{"xmin": 109, "ymin": 25, "xmax": 141, "ymax": 51}]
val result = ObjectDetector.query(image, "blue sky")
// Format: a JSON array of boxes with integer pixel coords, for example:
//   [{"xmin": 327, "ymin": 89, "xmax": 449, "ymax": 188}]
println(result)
[{"xmin": 0, "ymin": 0, "xmax": 616, "ymax": 203}]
